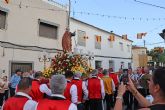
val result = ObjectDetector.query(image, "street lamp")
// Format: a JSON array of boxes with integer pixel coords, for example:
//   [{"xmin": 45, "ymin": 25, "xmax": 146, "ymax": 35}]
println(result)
[{"xmin": 38, "ymin": 51, "xmax": 51, "ymax": 70}]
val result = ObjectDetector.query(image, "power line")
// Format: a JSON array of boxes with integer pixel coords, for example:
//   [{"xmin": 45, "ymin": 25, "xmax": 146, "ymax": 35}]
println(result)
[
  {"xmin": 1, "ymin": 1, "xmax": 165, "ymax": 22},
  {"xmin": 73, "ymin": 11, "xmax": 165, "ymax": 21},
  {"xmin": 134, "ymin": 0, "xmax": 165, "ymax": 10},
  {"xmin": 146, "ymin": 42, "xmax": 165, "ymax": 45}
]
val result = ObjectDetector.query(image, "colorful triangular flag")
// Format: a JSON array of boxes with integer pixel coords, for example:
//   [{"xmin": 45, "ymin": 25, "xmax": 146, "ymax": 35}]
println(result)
[
  {"xmin": 137, "ymin": 33, "xmax": 142, "ymax": 39},
  {"xmin": 108, "ymin": 35, "xmax": 115, "ymax": 41}
]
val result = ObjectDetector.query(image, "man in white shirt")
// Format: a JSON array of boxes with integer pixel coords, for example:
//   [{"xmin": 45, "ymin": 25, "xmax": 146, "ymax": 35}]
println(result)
[
  {"xmin": 87, "ymin": 69, "xmax": 105, "ymax": 110},
  {"xmin": 36, "ymin": 74, "xmax": 77, "ymax": 110},
  {"xmin": 29, "ymin": 71, "xmax": 51, "ymax": 102},
  {"xmin": 72, "ymin": 71, "xmax": 88, "ymax": 110}
]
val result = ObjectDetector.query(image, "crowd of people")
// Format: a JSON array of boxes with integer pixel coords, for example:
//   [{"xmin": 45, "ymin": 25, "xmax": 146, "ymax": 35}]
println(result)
[{"xmin": 0, "ymin": 66, "xmax": 165, "ymax": 110}]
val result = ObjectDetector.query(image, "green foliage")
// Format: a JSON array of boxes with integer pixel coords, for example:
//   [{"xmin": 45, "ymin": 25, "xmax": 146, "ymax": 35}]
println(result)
[{"xmin": 148, "ymin": 48, "xmax": 165, "ymax": 63}]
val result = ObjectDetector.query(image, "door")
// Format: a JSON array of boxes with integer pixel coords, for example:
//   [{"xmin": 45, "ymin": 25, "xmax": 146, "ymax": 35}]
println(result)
[{"xmin": 11, "ymin": 62, "xmax": 33, "ymax": 76}]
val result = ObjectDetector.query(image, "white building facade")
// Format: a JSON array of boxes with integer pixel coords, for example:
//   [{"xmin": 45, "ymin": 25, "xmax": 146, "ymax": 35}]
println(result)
[
  {"xmin": 0, "ymin": 0, "xmax": 68, "ymax": 77},
  {"xmin": 70, "ymin": 18, "xmax": 133, "ymax": 72}
]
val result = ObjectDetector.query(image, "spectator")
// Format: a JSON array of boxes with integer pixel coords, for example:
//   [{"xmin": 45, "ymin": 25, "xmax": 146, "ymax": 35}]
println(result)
[
  {"xmin": 9, "ymin": 69, "xmax": 22, "ymax": 97},
  {"xmin": 114, "ymin": 82, "xmax": 126, "ymax": 110},
  {"xmin": 2, "ymin": 76, "xmax": 9, "ymax": 100},
  {"xmin": 127, "ymin": 67, "xmax": 165, "ymax": 110},
  {"xmin": 0, "ymin": 77, "xmax": 5, "ymax": 108}
]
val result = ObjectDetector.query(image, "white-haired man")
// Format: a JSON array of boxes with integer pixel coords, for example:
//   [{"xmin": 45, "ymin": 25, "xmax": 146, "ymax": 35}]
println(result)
[
  {"xmin": 36, "ymin": 74, "xmax": 77, "ymax": 110},
  {"xmin": 87, "ymin": 69, "xmax": 105, "ymax": 110},
  {"xmin": 72, "ymin": 71, "xmax": 88, "ymax": 110}
]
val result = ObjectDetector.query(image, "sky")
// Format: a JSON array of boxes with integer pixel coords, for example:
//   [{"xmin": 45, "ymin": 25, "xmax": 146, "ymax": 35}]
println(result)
[{"xmin": 51, "ymin": 0, "xmax": 165, "ymax": 50}]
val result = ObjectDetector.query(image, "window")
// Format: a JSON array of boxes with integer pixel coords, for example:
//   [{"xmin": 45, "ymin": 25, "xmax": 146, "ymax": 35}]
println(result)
[
  {"xmin": 128, "ymin": 62, "xmax": 132, "ymax": 69},
  {"xmin": 127, "ymin": 45, "xmax": 130, "ymax": 52},
  {"xmin": 119, "ymin": 42, "xmax": 123, "ymax": 51},
  {"xmin": 95, "ymin": 61, "xmax": 102, "ymax": 69},
  {"xmin": 109, "ymin": 60, "xmax": 114, "ymax": 70},
  {"xmin": 95, "ymin": 35, "xmax": 101, "ymax": 49},
  {"xmin": 0, "ymin": 10, "xmax": 7, "ymax": 29},
  {"xmin": 11, "ymin": 62, "xmax": 33, "ymax": 76},
  {"xmin": 77, "ymin": 30, "xmax": 86, "ymax": 46},
  {"xmin": 39, "ymin": 21, "xmax": 58, "ymax": 39}
]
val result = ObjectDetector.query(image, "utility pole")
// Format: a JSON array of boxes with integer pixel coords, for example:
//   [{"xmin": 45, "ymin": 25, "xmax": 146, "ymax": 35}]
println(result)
[
  {"xmin": 143, "ymin": 40, "xmax": 146, "ymax": 47},
  {"xmin": 67, "ymin": 0, "xmax": 71, "ymax": 30}
]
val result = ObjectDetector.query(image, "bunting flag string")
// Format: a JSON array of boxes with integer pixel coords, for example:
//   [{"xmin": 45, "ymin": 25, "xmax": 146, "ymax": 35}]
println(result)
[
  {"xmin": 0, "ymin": 0, "xmax": 164, "ymax": 22},
  {"xmin": 74, "ymin": 11, "xmax": 165, "ymax": 21}
]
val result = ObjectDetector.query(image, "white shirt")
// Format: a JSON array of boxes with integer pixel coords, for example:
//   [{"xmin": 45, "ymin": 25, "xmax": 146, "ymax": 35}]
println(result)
[
  {"xmin": 39, "ymin": 84, "xmax": 52, "ymax": 96},
  {"xmin": 67, "ymin": 80, "xmax": 78, "ymax": 104},
  {"xmin": 74, "ymin": 77, "xmax": 88, "ymax": 101},
  {"xmin": 2, "ymin": 92, "xmax": 37, "ymax": 110},
  {"xmin": 111, "ymin": 78, "xmax": 116, "ymax": 92}
]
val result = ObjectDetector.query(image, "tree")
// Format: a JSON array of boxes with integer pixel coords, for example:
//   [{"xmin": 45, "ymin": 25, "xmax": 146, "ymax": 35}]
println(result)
[{"xmin": 148, "ymin": 47, "xmax": 165, "ymax": 66}]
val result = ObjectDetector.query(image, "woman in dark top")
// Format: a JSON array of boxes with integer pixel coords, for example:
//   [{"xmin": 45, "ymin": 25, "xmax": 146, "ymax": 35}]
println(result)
[{"xmin": 127, "ymin": 67, "xmax": 165, "ymax": 110}]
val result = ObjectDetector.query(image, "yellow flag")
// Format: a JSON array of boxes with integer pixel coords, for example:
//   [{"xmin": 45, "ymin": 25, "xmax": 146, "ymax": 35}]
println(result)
[{"xmin": 109, "ymin": 35, "xmax": 115, "ymax": 41}]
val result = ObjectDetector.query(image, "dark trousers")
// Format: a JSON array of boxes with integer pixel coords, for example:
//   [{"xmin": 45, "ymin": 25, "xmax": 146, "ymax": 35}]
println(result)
[
  {"xmin": 84, "ymin": 100, "xmax": 90, "ymax": 110},
  {"xmin": 104, "ymin": 94, "xmax": 113, "ymax": 110},
  {"xmin": 89, "ymin": 99, "xmax": 103, "ymax": 110},
  {"xmin": 0, "ymin": 93, "xmax": 4, "ymax": 106},
  {"xmin": 77, "ymin": 103, "xmax": 84, "ymax": 110},
  {"xmin": 123, "ymin": 91, "xmax": 133, "ymax": 110},
  {"xmin": 9, "ymin": 87, "xmax": 15, "ymax": 97},
  {"xmin": 146, "ymin": 89, "xmax": 150, "ymax": 96},
  {"xmin": 134, "ymin": 88, "xmax": 146, "ymax": 109},
  {"xmin": 113, "ymin": 87, "xmax": 118, "ymax": 105},
  {"xmin": 4, "ymin": 90, "xmax": 8, "ymax": 100}
]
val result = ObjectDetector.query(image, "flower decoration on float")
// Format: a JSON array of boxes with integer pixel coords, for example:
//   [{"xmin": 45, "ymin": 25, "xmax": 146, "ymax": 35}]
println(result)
[
  {"xmin": 49, "ymin": 51, "xmax": 93, "ymax": 76},
  {"xmin": 43, "ymin": 67, "xmax": 54, "ymax": 78}
]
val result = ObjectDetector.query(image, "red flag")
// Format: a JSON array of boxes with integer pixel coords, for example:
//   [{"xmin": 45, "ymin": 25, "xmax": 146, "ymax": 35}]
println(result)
[
  {"xmin": 109, "ymin": 35, "xmax": 115, "ymax": 41},
  {"xmin": 96, "ymin": 35, "xmax": 101, "ymax": 43},
  {"xmin": 142, "ymin": 32, "xmax": 147, "ymax": 36}
]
